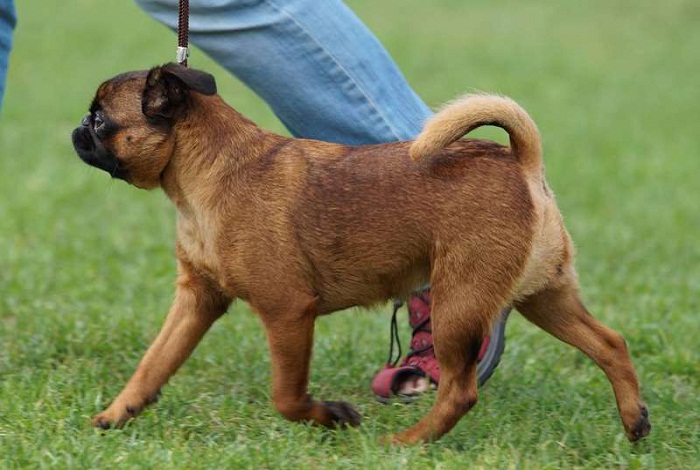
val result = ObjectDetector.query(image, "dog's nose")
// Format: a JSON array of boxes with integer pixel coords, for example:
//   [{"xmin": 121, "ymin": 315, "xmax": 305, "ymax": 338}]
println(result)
[{"xmin": 81, "ymin": 115, "xmax": 91, "ymax": 127}]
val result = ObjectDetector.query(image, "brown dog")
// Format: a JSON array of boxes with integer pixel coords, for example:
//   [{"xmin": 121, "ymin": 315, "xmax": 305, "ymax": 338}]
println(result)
[{"xmin": 71, "ymin": 63, "xmax": 650, "ymax": 444}]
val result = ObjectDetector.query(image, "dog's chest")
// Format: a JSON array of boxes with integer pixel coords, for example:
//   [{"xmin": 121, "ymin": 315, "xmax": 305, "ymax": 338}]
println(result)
[{"xmin": 176, "ymin": 212, "xmax": 223, "ymax": 282}]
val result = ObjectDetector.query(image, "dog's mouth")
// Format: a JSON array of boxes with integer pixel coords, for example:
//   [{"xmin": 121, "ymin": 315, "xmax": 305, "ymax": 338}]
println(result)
[{"xmin": 72, "ymin": 121, "xmax": 129, "ymax": 181}]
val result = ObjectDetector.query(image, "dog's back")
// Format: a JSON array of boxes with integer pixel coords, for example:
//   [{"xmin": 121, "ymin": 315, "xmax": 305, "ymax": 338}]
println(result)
[
  {"xmin": 291, "ymin": 139, "xmax": 534, "ymax": 312},
  {"xmin": 288, "ymin": 94, "xmax": 567, "ymax": 315}
]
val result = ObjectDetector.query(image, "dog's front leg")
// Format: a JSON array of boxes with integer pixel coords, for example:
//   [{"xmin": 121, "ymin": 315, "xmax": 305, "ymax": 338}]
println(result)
[
  {"xmin": 92, "ymin": 261, "xmax": 229, "ymax": 429},
  {"xmin": 258, "ymin": 296, "xmax": 361, "ymax": 429}
]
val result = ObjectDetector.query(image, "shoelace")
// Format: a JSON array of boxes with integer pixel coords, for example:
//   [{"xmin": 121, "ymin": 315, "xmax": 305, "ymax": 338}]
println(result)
[
  {"xmin": 386, "ymin": 300, "xmax": 403, "ymax": 367},
  {"xmin": 386, "ymin": 292, "xmax": 434, "ymax": 367}
]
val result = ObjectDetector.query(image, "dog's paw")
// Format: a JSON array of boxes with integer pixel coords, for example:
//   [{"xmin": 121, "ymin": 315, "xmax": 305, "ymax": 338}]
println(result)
[
  {"xmin": 91, "ymin": 403, "xmax": 139, "ymax": 430},
  {"xmin": 92, "ymin": 415, "xmax": 112, "ymax": 430},
  {"xmin": 91, "ymin": 410, "xmax": 127, "ymax": 430},
  {"xmin": 92, "ymin": 390, "xmax": 160, "ymax": 430},
  {"xmin": 381, "ymin": 430, "xmax": 425, "ymax": 446},
  {"xmin": 379, "ymin": 433, "xmax": 405, "ymax": 446},
  {"xmin": 323, "ymin": 401, "xmax": 361, "ymax": 428},
  {"xmin": 627, "ymin": 404, "xmax": 651, "ymax": 443}
]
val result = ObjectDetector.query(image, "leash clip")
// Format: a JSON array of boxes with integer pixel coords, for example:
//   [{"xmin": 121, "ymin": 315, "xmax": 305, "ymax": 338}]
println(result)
[{"xmin": 176, "ymin": 46, "xmax": 190, "ymax": 65}]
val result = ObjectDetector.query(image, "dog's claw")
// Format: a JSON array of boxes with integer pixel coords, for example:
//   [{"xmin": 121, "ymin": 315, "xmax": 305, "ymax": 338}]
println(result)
[
  {"xmin": 628, "ymin": 405, "xmax": 651, "ymax": 443},
  {"xmin": 323, "ymin": 400, "xmax": 361, "ymax": 428},
  {"xmin": 92, "ymin": 416, "xmax": 112, "ymax": 430},
  {"xmin": 92, "ymin": 408, "xmax": 130, "ymax": 430}
]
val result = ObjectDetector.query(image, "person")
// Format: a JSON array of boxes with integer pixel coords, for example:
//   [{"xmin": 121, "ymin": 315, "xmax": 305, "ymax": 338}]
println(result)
[
  {"xmin": 137, "ymin": 0, "xmax": 510, "ymax": 401},
  {"xmin": 0, "ymin": 0, "xmax": 15, "ymax": 112}
]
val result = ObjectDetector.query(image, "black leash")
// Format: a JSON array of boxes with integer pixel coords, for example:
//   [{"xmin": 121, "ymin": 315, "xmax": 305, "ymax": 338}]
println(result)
[{"xmin": 177, "ymin": 0, "xmax": 189, "ymax": 66}]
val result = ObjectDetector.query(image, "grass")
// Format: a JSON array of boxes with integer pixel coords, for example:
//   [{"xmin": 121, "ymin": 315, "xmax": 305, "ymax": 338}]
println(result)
[{"xmin": 1, "ymin": 0, "xmax": 698, "ymax": 468}]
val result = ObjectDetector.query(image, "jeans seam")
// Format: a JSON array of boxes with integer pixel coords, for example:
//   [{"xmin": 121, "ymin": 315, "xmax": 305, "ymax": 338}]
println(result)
[{"xmin": 262, "ymin": 0, "xmax": 403, "ymax": 141}]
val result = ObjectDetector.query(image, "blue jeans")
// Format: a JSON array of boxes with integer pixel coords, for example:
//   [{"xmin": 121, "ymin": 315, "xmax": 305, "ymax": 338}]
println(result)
[
  {"xmin": 0, "ymin": 0, "xmax": 16, "ymax": 112},
  {"xmin": 135, "ymin": 0, "xmax": 431, "ymax": 144}
]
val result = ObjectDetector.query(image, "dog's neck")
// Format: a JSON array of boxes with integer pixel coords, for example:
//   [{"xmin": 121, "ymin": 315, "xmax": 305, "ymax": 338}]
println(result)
[{"xmin": 160, "ymin": 93, "xmax": 278, "ymax": 209}]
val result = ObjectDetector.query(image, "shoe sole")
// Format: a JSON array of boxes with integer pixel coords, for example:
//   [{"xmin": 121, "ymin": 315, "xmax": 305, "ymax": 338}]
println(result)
[{"xmin": 476, "ymin": 307, "xmax": 510, "ymax": 387}]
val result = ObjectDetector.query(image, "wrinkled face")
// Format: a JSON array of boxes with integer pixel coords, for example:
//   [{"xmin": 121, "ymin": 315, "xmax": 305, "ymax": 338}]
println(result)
[{"xmin": 72, "ymin": 64, "xmax": 217, "ymax": 189}]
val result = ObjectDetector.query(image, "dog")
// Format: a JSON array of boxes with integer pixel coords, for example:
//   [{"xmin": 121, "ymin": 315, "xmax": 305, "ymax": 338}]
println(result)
[{"xmin": 71, "ymin": 63, "xmax": 650, "ymax": 444}]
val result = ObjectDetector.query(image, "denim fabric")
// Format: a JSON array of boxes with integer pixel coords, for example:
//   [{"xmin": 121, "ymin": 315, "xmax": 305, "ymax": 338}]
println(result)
[
  {"xmin": 136, "ymin": 0, "xmax": 431, "ymax": 144},
  {"xmin": 0, "ymin": 0, "xmax": 16, "ymax": 112}
]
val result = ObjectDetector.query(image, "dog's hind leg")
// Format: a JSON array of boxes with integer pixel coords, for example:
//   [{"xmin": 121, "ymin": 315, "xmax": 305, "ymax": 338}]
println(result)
[
  {"xmin": 389, "ymin": 278, "xmax": 505, "ymax": 444},
  {"xmin": 92, "ymin": 260, "xmax": 230, "ymax": 429},
  {"xmin": 258, "ymin": 293, "xmax": 362, "ymax": 429},
  {"xmin": 514, "ymin": 279, "xmax": 651, "ymax": 442}
]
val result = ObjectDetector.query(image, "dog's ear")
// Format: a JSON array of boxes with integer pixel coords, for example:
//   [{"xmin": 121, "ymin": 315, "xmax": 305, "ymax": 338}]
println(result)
[{"xmin": 142, "ymin": 63, "xmax": 217, "ymax": 122}]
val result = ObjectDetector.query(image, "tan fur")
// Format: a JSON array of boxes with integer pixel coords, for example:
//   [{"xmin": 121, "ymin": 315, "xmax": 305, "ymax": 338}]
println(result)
[
  {"xmin": 410, "ymin": 94, "xmax": 542, "ymax": 175},
  {"xmin": 75, "ymin": 66, "xmax": 650, "ymax": 444}
]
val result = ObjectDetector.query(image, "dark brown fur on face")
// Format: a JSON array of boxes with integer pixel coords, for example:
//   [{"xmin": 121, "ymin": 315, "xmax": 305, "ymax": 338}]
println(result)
[{"xmin": 72, "ymin": 63, "xmax": 650, "ymax": 444}]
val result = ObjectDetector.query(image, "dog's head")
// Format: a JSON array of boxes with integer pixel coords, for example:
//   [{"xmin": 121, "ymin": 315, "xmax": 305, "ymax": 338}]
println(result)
[{"xmin": 71, "ymin": 63, "xmax": 217, "ymax": 189}]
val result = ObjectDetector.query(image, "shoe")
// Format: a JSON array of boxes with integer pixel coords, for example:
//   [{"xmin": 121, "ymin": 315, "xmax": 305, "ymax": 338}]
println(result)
[{"xmin": 371, "ymin": 289, "xmax": 509, "ymax": 403}]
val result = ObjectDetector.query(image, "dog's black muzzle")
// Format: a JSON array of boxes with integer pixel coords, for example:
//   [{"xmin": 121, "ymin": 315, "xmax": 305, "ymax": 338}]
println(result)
[{"xmin": 72, "ymin": 117, "xmax": 128, "ymax": 180}]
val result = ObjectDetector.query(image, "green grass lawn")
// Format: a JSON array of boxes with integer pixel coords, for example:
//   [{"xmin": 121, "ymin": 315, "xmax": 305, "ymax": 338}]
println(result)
[{"xmin": 1, "ymin": 0, "xmax": 698, "ymax": 468}]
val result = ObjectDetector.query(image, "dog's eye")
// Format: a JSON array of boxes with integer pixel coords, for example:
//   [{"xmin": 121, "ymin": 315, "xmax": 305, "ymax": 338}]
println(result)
[{"xmin": 93, "ymin": 114, "xmax": 105, "ymax": 131}]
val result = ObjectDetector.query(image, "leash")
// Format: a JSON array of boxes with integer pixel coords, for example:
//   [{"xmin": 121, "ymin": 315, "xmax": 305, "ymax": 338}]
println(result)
[{"xmin": 176, "ymin": 0, "xmax": 189, "ymax": 66}]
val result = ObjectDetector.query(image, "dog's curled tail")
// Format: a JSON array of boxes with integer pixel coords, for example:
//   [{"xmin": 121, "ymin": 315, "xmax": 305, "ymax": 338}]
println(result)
[{"xmin": 409, "ymin": 94, "xmax": 542, "ymax": 175}]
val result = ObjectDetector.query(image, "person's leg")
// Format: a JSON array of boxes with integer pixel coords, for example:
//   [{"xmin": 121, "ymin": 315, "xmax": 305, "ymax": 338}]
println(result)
[
  {"xmin": 0, "ymin": 0, "xmax": 16, "ymax": 112},
  {"xmin": 135, "ymin": 0, "xmax": 431, "ymax": 144}
]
